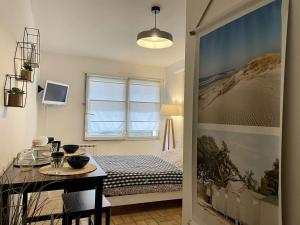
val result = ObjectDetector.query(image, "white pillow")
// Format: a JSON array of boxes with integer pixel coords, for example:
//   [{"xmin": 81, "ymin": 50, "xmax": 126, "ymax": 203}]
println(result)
[{"xmin": 159, "ymin": 149, "xmax": 183, "ymax": 170}]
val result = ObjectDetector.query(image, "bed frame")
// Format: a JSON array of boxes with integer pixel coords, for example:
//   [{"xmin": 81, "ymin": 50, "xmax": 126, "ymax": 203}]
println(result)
[{"xmin": 107, "ymin": 191, "xmax": 182, "ymax": 206}]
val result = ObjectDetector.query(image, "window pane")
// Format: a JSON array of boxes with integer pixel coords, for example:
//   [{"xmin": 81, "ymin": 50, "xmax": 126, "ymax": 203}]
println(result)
[
  {"xmin": 128, "ymin": 79, "xmax": 160, "ymax": 137},
  {"xmin": 127, "ymin": 122, "xmax": 160, "ymax": 137},
  {"xmin": 86, "ymin": 76, "xmax": 161, "ymax": 139},
  {"xmin": 86, "ymin": 76, "xmax": 126, "ymax": 138},
  {"xmin": 87, "ymin": 122, "xmax": 125, "ymax": 137},
  {"xmin": 128, "ymin": 102, "xmax": 160, "ymax": 122},
  {"xmin": 128, "ymin": 80, "xmax": 160, "ymax": 103},
  {"xmin": 88, "ymin": 101, "xmax": 125, "ymax": 122},
  {"xmin": 128, "ymin": 121, "xmax": 160, "ymax": 130},
  {"xmin": 128, "ymin": 131, "xmax": 159, "ymax": 137},
  {"xmin": 88, "ymin": 77, "xmax": 126, "ymax": 101}
]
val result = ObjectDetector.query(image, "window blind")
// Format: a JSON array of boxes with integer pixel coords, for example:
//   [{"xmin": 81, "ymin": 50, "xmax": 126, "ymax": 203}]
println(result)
[
  {"xmin": 86, "ymin": 76, "xmax": 126, "ymax": 138},
  {"xmin": 85, "ymin": 75, "xmax": 160, "ymax": 139},
  {"xmin": 128, "ymin": 79, "xmax": 160, "ymax": 137}
]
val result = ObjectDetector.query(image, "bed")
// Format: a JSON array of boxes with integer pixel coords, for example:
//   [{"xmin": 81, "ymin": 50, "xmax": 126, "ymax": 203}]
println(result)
[{"xmin": 94, "ymin": 153, "xmax": 183, "ymax": 206}]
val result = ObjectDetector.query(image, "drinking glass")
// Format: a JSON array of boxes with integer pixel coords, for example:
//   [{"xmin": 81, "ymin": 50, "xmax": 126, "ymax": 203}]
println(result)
[
  {"xmin": 18, "ymin": 149, "xmax": 35, "ymax": 172},
  {"xmin": 50, "ymin": 152, "xmax": 64, "ymax": 175},
  {"xmin": 51, "ymin": 141, "xmax": 61, "ymax": 152}
]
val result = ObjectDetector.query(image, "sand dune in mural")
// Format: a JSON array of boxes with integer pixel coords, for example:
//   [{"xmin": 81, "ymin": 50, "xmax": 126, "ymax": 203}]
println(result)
[{"xmin": 198, "ymin": 53, "xmax": 281, "ymax": 127}]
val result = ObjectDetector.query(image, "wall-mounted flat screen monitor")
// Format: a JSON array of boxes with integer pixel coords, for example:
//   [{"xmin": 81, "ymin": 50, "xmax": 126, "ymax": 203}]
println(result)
[{"xmin": 42, "ymin": 80, "xmax": 69, "ymax": 105}]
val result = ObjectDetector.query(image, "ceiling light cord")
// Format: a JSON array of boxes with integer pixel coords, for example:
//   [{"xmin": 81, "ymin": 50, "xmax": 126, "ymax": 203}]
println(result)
[{"xmin": 152, "ymin": 6, "xmax": 160, "ymax": 29}]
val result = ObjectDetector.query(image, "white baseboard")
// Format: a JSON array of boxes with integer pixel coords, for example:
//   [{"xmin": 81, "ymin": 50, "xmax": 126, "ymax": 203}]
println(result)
[{"xmin": 107, "ymin": 191, "xmax": 182, "ymax": 206}]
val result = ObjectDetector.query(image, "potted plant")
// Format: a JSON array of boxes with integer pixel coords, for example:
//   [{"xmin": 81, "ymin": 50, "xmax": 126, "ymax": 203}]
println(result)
[
  {"xmin": 20, "ymin": 61, "xmax": 32, "ymax": 81},
  {"xmin": 7, "ymin": 87, "xmax": 24, "ymax": 107}
]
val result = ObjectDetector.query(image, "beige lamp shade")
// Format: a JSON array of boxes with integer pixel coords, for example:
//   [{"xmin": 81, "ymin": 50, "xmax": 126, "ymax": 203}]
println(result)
[{"xmin": 160, "ymin": 104, "xmax": 183, "ymax": 116}]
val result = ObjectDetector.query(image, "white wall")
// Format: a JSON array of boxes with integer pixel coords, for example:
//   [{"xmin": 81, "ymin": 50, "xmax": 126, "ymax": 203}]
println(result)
[
  {"xmin": 183, "ymin": 0, "xmax": 203, "ymax": 223},
  {"xmin": 184, "ymin": 0, "xmax": 300, "ymax": 225},
  {"xmin": 0, "ymin": 0, "xmax": 37, "ymax": 170},
  {"xmin": 37, "ymin": 51, "xmax": 166, "ymax": 155},
  {"xmin": 164, "ymin": 59, "xmax": 185, "ymax": 150},
  {"xmin": 282, "ymin": 0, "xmax": 300, "ymax": 224}
]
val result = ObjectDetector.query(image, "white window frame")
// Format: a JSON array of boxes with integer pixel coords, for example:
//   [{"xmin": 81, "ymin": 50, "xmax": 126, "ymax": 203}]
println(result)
[{"xmin": 84, "ymin": 73, "xmax": 162, "ymax": 141}]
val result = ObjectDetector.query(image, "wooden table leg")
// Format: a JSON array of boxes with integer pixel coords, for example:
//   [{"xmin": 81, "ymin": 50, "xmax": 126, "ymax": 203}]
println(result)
[{"xmin": 94, "ymin": 182, "xmax": 103, "ymax": 225}]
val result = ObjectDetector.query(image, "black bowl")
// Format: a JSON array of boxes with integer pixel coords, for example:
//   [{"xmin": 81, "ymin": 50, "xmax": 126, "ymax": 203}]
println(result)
[
  {"xmin": 67, "ymin": 156, "xmax": 90, "ymax": 169},
  {"xmin": 63, "ymin": 145, "xmax": 79, "ymax": 154},
  {"xmin": 51, "ymin": 152, "xmax": 64, "ymax": 158}
]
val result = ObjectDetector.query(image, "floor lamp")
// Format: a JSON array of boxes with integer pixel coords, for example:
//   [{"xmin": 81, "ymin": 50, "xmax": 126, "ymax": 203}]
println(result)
[{"xmin": 161, "ymin": 104, "xmax": 182, "ymax": 151}]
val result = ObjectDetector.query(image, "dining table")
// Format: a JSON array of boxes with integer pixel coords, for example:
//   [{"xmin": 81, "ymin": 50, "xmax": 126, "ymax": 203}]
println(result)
[{"xmin": 0, "ymin": 153, "xmax": 107, "ymax": 225}]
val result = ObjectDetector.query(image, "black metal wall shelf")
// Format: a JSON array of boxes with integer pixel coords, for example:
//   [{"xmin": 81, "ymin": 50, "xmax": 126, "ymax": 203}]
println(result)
[
  {"xmin": 3, "ymin": 27, "xmax": 40, "ymax": 108},
  {"xmin": 23, "ymin": 27, "xmax": 40, "ymax": 68},
  {"xmin": 13, "ymin": 28, "xmax": 40, "ymax": 83},
  {"xmin": 14, "ymin": 42, "xmax": 36, "ymax": 82}
]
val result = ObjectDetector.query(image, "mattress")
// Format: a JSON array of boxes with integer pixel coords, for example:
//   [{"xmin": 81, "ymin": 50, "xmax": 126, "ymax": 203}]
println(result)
[
  {"xmin": 94, "ymin": 155, "xmax": 183, "ymax": 196},
  {"xmin": 104, "ymin": 184, "xmax": 182, "ymax": 196}
]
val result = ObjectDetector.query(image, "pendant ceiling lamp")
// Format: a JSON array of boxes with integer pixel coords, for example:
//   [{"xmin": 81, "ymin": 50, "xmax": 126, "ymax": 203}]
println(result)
[{"xmin": 137, "ymin": 6, "xmax": 173, "ymax": 49}]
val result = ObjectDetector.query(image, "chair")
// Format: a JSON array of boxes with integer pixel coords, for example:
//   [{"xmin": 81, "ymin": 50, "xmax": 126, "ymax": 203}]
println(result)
[{"xmin": 62, "ymin": 190, "xmax": 111, "ymax": 225}]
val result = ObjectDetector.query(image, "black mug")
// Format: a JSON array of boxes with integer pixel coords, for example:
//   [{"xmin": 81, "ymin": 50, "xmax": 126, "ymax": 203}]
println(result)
[{"xmin": 48, "ymin": 137, "xmax": 54, "ymax": 144}]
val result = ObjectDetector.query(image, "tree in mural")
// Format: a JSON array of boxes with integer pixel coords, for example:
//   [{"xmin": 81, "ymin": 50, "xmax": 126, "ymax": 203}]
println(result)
[
  {"xmin": 197, "ymin": 136, "xmax": 218, "ymax": 184},
  {"xmin": 197, "ymin": 135, "xmax": 279, "ymax": 197},
  {"xmin": 243, "ymin": 170, "xmax": 258, "ymax": 191},
  {"xmin": 259, "ymin": 158, "xmax": 279, "ymax": 196},
  {"xmin": 197, "ymin": 136, "xmax": 242, "ymax": 188}
]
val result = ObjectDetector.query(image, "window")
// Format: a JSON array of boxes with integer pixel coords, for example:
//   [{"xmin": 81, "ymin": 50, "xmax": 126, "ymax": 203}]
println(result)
[{"xmin": 85, "ymin": 75, "xmax": 161, "ymax": 140}]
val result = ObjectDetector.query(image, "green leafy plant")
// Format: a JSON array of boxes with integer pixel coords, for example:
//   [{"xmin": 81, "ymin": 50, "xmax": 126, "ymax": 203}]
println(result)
[
  {"xmin": 22, "ymin": 62, "xmax": 32, "ymax": 72},
  {"xmin": 8, "ymin": 87, "xmax": 24, "ymax": 95}
]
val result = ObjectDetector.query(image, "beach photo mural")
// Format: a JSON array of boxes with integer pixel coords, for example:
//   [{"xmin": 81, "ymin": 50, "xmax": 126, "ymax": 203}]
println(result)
[
  {"xmin": 195, "ymin": 0, "xmax": 288, "ymax": 225},
  {"xmin": 198, "ymin": 0, "xmax": 282, "ymax": 127}
]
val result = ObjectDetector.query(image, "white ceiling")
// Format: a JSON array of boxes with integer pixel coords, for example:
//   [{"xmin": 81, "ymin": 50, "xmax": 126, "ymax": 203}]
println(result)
[{"xmin": 31, "ymin": 0, "xmax": 186, "ymax": 67}]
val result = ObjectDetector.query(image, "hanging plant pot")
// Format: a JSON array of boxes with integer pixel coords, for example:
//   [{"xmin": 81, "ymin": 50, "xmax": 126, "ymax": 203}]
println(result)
[
  {"xmin": 20, "ymin": 70, "xmax": 32, "ymax": 81},
  {"xmin": 4, "ymin": 77, "xmax": 27, "ymax": 108},
  {"xmin": 8, "ymin": 93, "xmax": 23, "ymax": 107}
]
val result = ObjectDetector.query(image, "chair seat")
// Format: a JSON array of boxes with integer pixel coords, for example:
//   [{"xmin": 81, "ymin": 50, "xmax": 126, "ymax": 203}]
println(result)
[{"xmin": 62, "ymin": 190, "xmax": 111, "ymax": 215}]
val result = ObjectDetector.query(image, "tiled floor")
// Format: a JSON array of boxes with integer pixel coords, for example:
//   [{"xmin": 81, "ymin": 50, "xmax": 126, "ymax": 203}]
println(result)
[
  {"xmin": 110, "ymin": 200, "xmax": 182, "ymax": 225},
  {"xmin": 36, "ymin": 191, "xmax": 182, "ymax": 225}
]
